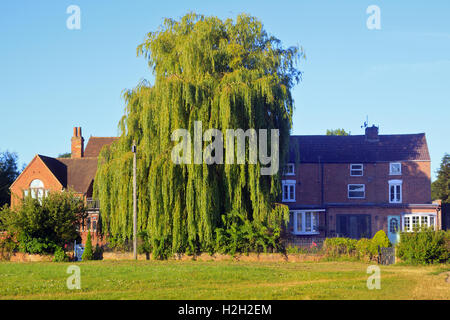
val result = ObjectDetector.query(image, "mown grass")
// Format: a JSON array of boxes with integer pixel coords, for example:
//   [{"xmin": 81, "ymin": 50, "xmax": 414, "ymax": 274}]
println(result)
[{"xmin": 0, "ymin": 260, "xmax": 448, "ymax": 300}]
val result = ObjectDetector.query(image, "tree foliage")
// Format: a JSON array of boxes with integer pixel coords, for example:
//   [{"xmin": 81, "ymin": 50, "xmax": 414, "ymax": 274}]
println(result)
[
  {"xmin": 82, "ymin": 231, "xmax": 94, "ymax": 261},
  {"xmin": 0, "ymin": 151, "xmax": 20, "ymax": 206},
  {"xmin": 326, "ymin": 128, "xmax": 349, "ymax": 136},
  {"xmin": 94, "ymin": 13, "xmax": 301, "ymax": 257},
  {"xmin": 58, "ymin": 153, "xmax": 72, "ymax": 159},
  {"xmin": 431, "ymin": 154, "xmax": 449, "ymax": 203},
  {"xmin": 0, "ymin": 191, "xmax": 86, "ymax": 254}
]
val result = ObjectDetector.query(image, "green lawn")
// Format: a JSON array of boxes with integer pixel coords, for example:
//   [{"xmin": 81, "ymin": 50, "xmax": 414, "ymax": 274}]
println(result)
[{"xmin": 0, "ymin": 260, "xmax": 448, "ymax": 300}]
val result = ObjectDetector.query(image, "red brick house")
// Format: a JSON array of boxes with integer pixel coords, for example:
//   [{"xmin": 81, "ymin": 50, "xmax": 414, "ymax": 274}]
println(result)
[
  {"xmin": 9, "ymin": 127, "xmax": 117, "ymax": 245},
  {"xmin": 9, "ymin": 125, "xmax": 440, "ymax": 247},
  {"xmin": 282, "ymin": 126, "xmax": 441, "ymax": 244}
]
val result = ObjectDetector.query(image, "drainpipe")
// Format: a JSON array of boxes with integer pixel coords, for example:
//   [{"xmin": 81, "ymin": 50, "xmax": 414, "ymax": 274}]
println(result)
[{"xmin": 319, "ymin": 156, "xmax": 326, "ymax": 237}]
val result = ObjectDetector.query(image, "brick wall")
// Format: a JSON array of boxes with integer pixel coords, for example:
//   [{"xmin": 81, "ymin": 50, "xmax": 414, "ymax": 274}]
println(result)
[
  {"xmin": 10, "ymin": 156, "xmax": 63, "ymax": 209},
  {"xmin": 282, "ymin": 160, "xmax": 432, "ymax": 207}
]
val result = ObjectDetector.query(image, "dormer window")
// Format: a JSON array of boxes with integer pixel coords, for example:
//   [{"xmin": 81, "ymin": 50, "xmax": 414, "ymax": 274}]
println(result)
[
  {"xmin": 390, "ymin": 163, "xmax": 402, "ymax": 175},
  {"xmin": 350, "ymin": 164, "xmax": 363, "ymax": 176},
  {"xmin": 283, "ymin": 163, "xmax": 295, "ymax": 176}
]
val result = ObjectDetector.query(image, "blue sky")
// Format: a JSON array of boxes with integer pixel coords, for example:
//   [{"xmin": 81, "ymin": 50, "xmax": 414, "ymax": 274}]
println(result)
[{"xmin": 0, "ymin": 0, "xmax": 449, "ymax": 179}]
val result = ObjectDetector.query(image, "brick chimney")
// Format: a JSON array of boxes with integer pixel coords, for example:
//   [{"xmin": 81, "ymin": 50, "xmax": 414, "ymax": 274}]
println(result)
[
  {"xmin": 365, "ymin": 125, "xmax": 379, "ymax": 142},
  {"xmin": 71, "ymin": 127, "xmax": 84, "ymax": 158}
]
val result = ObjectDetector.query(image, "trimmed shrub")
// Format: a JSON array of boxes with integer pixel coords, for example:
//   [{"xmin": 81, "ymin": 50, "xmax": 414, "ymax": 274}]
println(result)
[
  {"xmin": 82, "ymin": 231, "xmax": 93, "ymax": 261},
  {"xmin": 396, "ymin": 228, "xmax": 449, "ymax": 264},
  {"xmin": 371, "ymin": 230, "xmax": 391, "ymax": 256}
]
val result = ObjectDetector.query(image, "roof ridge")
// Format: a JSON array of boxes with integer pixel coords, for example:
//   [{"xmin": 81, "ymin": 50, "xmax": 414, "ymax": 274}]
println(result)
[
  {"xmin": 88, "ymin": 136, "xmax": 119, "ymax": 139},
  {"xmin": 290, "ymin": 133, "xmax": 425, "ymax": 137},
  {"xmin": 57, "ymin": 157, "xmax": 98, "ymax": 160}
]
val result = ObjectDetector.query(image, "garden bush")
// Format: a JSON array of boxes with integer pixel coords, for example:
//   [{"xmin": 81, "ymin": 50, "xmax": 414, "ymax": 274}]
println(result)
[
  {"xmin": 396, "ymin": 228, "xmax": 449, "ymax": 264},
  {"xmin": 82, "ymin": 231, "xmax": 93, "ymax": 261},
  {"xmin": 0, "ymin": 192, "xmax": 85, "ymax": 254},
  {"xmin": 53, "ymin": 246, "xmax": 69, "ymax": 262},
  {"xmin": 137, "ymin": 231, "xmax": 151, "ymax": 255},
  {"xmin": 93, "ymin": 244, "xmax": 104, "ymax": 260},
  {"xmin": 355, "ymin": 238, "xmax": 373, "ymax": 261},
  {"xmin": 0, "ymin": 233, "xmax": 17, "ymax": 260},
  {"xmin": 214, "ymin": 209, "xmax": 284, "ymax": 256},
  {"xmin": 323, "ymin": 238, "xmax": 357, "ymax": 257},
  {"xmin": 324, "ymin": 231, "xmax": 391, "ymax": 261},
  {"xmin": 371, "ymin": 230, "xmax": 391, "ymax": 255}
]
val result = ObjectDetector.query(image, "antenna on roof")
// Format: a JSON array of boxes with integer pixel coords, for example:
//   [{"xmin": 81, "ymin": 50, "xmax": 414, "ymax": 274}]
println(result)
[{"xmin": 361, "ymin": 115, "xmax": 369, "ymax": 129}]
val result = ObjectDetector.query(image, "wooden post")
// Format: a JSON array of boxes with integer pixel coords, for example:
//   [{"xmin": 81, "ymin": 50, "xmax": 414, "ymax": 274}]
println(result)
[{"xmin": 132, "ymin": 141, "xmax": 137, "ymax": 260}]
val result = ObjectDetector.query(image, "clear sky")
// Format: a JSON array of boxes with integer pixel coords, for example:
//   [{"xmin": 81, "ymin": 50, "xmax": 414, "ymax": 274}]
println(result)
[{"xmin": 1, "ymin": 0, "xmax": 449, "ymax": 179}]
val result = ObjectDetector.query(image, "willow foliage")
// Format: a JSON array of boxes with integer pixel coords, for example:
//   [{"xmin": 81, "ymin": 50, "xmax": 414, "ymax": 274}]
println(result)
[{"xmin": 94, "ymin": 13, "xmax": 303, "ymax": 257}]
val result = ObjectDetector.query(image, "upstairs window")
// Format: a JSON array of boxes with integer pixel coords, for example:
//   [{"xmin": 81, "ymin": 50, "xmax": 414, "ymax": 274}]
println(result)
[
  {"xmin": 390, "ymin": 162, "xmax": 402, "ymax": 175},
  {"xmin": 350, "ymin": 164, "xmax": 363, "ymax": 176},
  {"xmin": 389, "ymin": 180, "xmax": 402, "ymax": 203},
  {"xmin": 348, "ymin": 184, "xmax": 365, "ymax": 199},
  {"xmin": 283, "ymin": 163, "xmax": 295, "ymax": 176},
  {"xmin": 25, "ymin": 179, "xmax": 49, "ymax": 203},
  {"xmin": 282, "ymin": 180, "xmax": 296, "ymax": 202}
]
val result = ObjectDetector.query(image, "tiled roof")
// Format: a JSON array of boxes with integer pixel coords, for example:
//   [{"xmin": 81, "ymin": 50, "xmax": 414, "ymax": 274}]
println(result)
[
  {"xmin": 36, "ymin": 136, "xmax": 117, "ymax": 194},
  {"xmin": 57, "ymin": 158, "xmax": 99, "ymax": 194},
  {"xmin": 38, "ymin": 155, "xmax": 67, "ymax": 187},
  {"xmin": 37, "ymin": 155, "xmax": 98, "ymax": 194},
  {"xmin": 84, "ymin": 137, "xmax": 118, "ymax": 157},
  {"xmin": 288, "ymin": 133, "xmax": 430, "ymax": 163}
]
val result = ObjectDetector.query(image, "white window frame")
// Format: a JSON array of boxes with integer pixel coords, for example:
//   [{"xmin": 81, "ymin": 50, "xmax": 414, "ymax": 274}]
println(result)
[
  {"xmin": 389, "ymin": 180, "xmax": 402, "ymax": 203},
  {"xmin": 290, "ymin": 210, "xmax": 323, "ymax": 235},
  {"xmin": 282, "ymin": 180, "xmax": 296, "ymax": 202},
  {"xmin": 402, "ymin": 213, "xmax": 436, "ymax": 232},
  {"xmin": 390, "ymin": 162, "xmax": 402, "ymax": 175},
  {"xmin": 348, "ymin": 184, "xmax": 365, "ymax": 199},
  {"xmin": 283, "ymin": 163, "xmax": 295, "ymax": 176},
  {"xmin": 26, "ymin": 179, "xmax": 49, "ymax": 203},
  {"xmin": 350, "ymin": 164, "xmax": 364, "ymax": 176}
]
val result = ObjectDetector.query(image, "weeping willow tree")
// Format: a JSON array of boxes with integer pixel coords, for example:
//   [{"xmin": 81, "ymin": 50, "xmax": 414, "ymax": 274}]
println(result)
[{"xmin": 94, "ymin": 13, "xmax": 303, "ymax": 257}]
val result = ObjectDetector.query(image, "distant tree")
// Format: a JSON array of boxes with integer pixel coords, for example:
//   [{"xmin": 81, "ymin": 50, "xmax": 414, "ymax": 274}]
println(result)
[
  {"xmin": 326, "ymin": 128, "xmax": 349, "ymax": 136},
  {"xmin": 0, "ymin": 151, "xmax": 20, "ymax": 206},
  {"xmin": 58, "ymin": 153, "xmax": 71, "ymax": 158},
  {"xmin": 432, "ymin": 154, "xmax": 449, "ymax": 203}
]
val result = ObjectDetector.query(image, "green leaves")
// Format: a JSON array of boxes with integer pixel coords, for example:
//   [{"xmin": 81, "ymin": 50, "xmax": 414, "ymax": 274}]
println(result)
[
  {"xmin": 94, "ymin": 13, "xmax": 300, "ymax": 258},
  {"xmin": 0, "ymin": 191, "xmax": 85, "ymax": 254},
  {"xmin": 82, "ymin": 231, "xmax": 93, "ymax": 261},
  {"xmin": 0, "ymin": 151, "xmax": 20, "ymax": 206},
  {"xmin": 397, "ymin": 228, "xmax": 449, "ymax": 264},
  {"xmin": 431, "ymin": 153, "xmax": 449, "ymax": 203}
]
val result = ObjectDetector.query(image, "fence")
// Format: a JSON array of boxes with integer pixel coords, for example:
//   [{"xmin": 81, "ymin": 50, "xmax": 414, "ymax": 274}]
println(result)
[
  {"xmin": 378, "ymin": 246, "xmax": 395, "ymax": 265},
  {"xmin": 283, "ymin": 237, "xmax": 326, "ymax": 249}
]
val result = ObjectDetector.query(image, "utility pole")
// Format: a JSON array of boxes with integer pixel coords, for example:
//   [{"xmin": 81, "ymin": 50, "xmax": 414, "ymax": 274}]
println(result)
[{"xmin": 132, "ymin": 141, "xmax": 137, "ymax": 260}]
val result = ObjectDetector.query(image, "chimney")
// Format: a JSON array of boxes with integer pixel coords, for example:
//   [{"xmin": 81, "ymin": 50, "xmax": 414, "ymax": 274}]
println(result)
[
  {"xmin": 71, "ymin": 126, "xmax": 84, "ymax": 158},
  {"xmin": 365, "ymin": 125, "xmax": 379, "ymax": 142}
]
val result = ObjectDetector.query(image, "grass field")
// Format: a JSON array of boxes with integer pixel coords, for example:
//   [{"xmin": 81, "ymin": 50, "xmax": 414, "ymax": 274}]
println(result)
[{"xmin": 0, "ymin": 260, "xmax": 449, "ymax": 300}]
